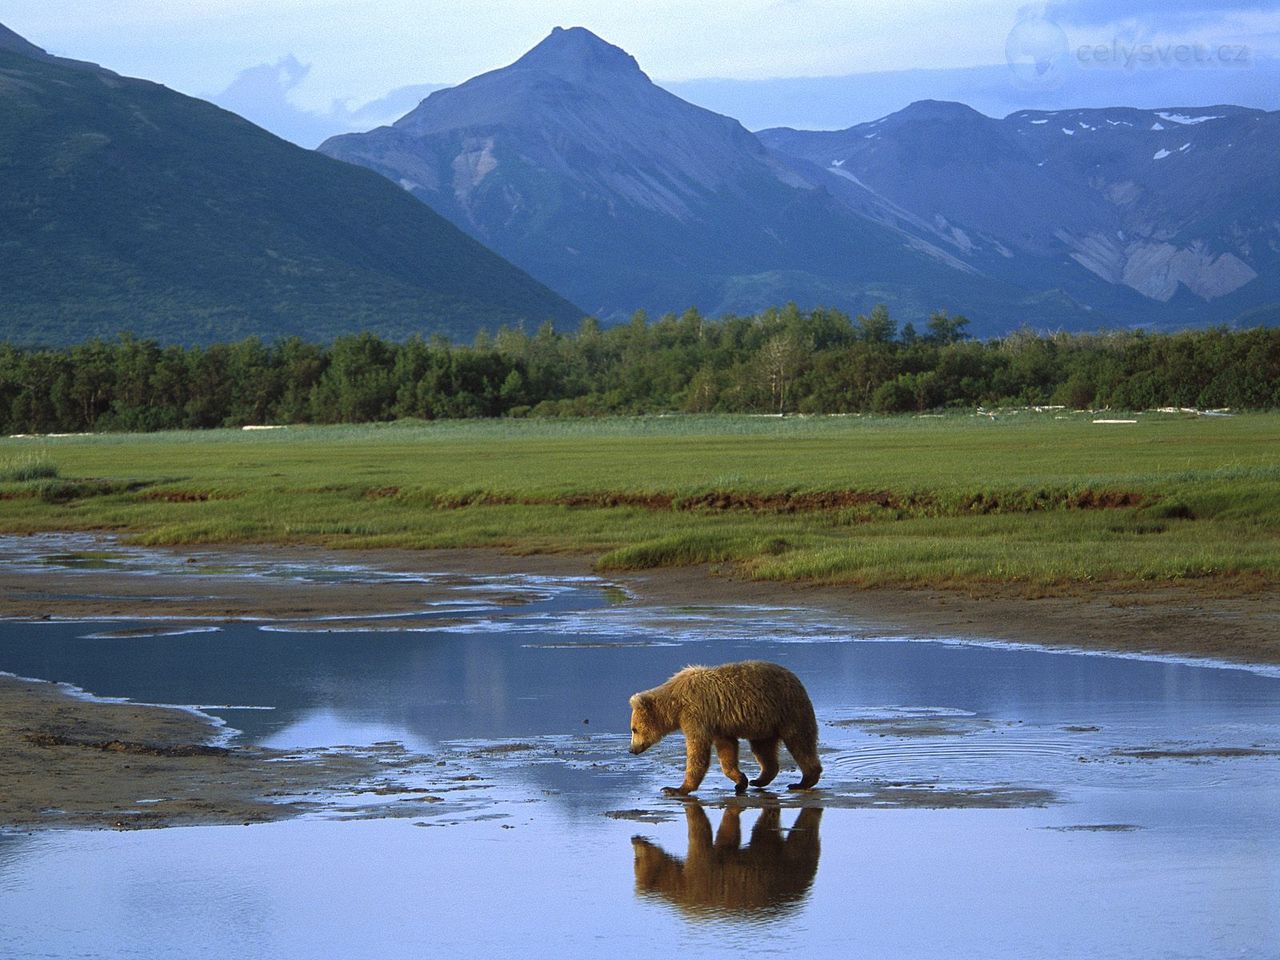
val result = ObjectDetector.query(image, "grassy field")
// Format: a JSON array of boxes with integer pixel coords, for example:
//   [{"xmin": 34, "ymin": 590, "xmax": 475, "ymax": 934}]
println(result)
[{"xmin": 2, "ymin": 411, "xmax": 1278, "ymax": 590}]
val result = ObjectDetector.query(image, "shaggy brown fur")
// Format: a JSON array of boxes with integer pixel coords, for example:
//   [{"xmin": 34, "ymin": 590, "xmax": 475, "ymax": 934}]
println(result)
[{"xmin": 628, "ymin": 660, "xmax": 822, "ymax": 795}]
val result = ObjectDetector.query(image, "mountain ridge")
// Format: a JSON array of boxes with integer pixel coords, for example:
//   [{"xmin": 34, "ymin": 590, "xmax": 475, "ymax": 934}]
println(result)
[
  {"xmin": 759, "ymin": 100, "xmax": 1279, "ymax": 323},
  {"xmin": 0, "ymin": 23, "xmax": 581, "ymax": 346},
  {"xmin": 321, "ymin": 28, "xmax": 1063, "ymax": 330},
  {"xmin": 323, "ymin": 28, "xmax": 1277, "ymax": 332},
  {"xmin": 6, "ymin": 21, "xmax": 1273, "ymax": 341}
]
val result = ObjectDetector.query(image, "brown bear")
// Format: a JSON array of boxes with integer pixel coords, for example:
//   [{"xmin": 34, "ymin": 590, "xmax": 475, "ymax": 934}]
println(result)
[{"xmin": 628, "ymin": 660, "xmax": 822, "ymax": 795}]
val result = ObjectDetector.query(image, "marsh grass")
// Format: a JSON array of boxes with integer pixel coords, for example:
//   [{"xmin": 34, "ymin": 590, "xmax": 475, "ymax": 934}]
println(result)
[
  {"xmin": 2, "ymin": 412, "xmax": 1277, "ymax": 589},
  {"xmin": 0, "ymin": 452, "xmax": 59, "ymax": 483}
]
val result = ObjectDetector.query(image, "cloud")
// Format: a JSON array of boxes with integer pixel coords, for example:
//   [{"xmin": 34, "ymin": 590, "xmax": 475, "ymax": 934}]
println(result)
[
  {"xmin": 208, "ymin": 56, "xmax": 447, "ymax": 147},
  {"xmin": 209, "ymin": 56, "xmax": 339, "ymax": 146}
]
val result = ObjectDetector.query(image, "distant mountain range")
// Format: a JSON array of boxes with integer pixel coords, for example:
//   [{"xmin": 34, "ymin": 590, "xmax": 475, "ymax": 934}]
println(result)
[
  {"xmin": 0, "ymin": 24, "xmax": 579, "ymax": 347},
  {"xmin": 3, "ymin": 21, "xmax": 1275, "ymax": 346},
  {"xmin": 319, "ymin": 28, "xmax": 1035, "ymax": 329},
  {"xmin": 761, "ymin": 101, "xmax": 1280, "ymax": 329},
  {"xmin": 322, "ymin": 27, "xmax": 1279, "ymax": 333}
]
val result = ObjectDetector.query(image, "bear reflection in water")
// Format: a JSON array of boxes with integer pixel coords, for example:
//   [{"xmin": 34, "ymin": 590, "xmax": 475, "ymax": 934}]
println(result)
[{"xmin": 632, "ymin": 802, "xmax": 823, "ymax": 919}]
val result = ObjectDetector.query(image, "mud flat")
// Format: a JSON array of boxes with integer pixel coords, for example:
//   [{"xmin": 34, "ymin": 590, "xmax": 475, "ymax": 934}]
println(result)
[
  {"xmin": 3, "ymin": 538, "xmax": 1278, "ymax": 960},
  {"xmin": 623, "ymin": 565, "xmax": 1280, "ymax": 667},
  {"xmin": 0, "ymin": 674, "xmax": 463, "ymax": 830},
  {"xmin": 1, "ymin": 540, "xmax": 1276, "ymax": 666},
  {"xmin": 1, "ymin": 673, "xmax": 1069, "ymax": 831}
]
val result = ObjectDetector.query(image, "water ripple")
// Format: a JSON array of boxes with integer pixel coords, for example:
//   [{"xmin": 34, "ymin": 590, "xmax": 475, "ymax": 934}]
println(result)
[{"xmin": 829, "ymin": 737, "xmax": 1081, "ymax": 774}]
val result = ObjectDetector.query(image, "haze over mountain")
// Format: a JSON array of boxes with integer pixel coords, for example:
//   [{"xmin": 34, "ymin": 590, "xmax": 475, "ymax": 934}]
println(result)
[
  {"xmin": 667, "ymin": 56, "xmax": 1280, "ymax": 134},
  {"xmin": 321, "ymin": 27, "xmax": 1278, "ymax": 332},
  {"xmin": 0, "ymin": 24, "xmax": 579, "ymax": 347},
  {"xmin": 202, "ymin": 53, "xmax": 1280, "ymax": 150}
]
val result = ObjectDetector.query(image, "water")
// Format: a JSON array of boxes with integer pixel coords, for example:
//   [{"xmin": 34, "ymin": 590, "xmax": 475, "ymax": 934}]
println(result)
[{"xmin": 2, "ymin": 541, "xmax": 1278, "ymax": 959}]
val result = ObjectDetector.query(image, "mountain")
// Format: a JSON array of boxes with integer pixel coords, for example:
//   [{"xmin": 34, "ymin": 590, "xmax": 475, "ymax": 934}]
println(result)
[
  {"xmin": 320, "ymin": 27, "xmax": 1051, "ymax": 329},
  {"xmin": 0, "ymin": 25, "xmax": 580, "ymax": 347},
  {"xmin": 760, "ymin": 101, "xmax": 1280, "ymax": 328}
]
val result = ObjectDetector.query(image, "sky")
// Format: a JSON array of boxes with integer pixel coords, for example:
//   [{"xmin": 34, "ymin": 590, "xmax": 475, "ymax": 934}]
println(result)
[{"xmin": 5, "ymin": 1, "xmax": 1277, "ymax": 144}]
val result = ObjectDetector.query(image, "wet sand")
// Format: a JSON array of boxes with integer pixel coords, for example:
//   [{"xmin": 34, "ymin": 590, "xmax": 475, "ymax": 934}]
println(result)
[
  {"xmin": 625, "ymin": 566, "xmax": 1280, "ymax": 667},
  {"xmin": 0, "ymin": 674, "xmax": 470, "ymax": 831}
]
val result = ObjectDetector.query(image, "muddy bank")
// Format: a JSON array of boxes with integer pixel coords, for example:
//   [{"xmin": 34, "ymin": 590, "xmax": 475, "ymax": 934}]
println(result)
[
  {"xmin": 0, "ymin": 542, "xmax": 582, "ymax": 622},
  {"xmin": 619, "ymin": 565, "xmax": 1280, "ymax": 667},
  {"xmin": 0, "ymin": 674, "xmax": 457, "ymax": 831}
]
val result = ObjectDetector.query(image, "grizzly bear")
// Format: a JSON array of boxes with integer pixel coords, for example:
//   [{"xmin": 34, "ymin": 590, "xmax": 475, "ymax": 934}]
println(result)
[{"xmin": 628, "ymin": 660, "xmax": 822, "ymax": 795}]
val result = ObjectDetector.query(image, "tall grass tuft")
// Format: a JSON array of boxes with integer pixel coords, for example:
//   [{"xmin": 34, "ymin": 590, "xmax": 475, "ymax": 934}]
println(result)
[{"xmin": 1, "ymin": 453, "xmax": 60, "ymax": 482}]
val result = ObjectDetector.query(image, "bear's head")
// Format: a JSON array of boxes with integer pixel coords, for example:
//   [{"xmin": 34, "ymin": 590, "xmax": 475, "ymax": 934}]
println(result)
[{"xmin": 628, "ymin": 692, "xmax": 665, "ymax": 755}]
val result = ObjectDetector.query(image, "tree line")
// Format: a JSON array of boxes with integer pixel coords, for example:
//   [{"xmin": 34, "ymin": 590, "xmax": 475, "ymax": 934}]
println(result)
[{"xmin": 2, "ymin": 306, "xmax": 1277, "ymax": 433}]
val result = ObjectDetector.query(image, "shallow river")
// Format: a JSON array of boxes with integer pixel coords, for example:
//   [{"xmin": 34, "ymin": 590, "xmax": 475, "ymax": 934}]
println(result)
[{"xmin": 1, "ymin": 542, "xmax": 1278, "ymax": 959}]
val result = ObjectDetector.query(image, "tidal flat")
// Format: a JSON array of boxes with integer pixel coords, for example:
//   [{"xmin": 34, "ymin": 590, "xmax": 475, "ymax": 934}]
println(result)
[{"xmin": 1, "ymin": 535, "xmax": 1278, "ymax": 959}]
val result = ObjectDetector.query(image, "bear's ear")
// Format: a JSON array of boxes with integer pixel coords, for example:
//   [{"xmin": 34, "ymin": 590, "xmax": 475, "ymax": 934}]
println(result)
[{"xmin": 629, "ymin": 692, "xmax": 651, "ymax": 712}]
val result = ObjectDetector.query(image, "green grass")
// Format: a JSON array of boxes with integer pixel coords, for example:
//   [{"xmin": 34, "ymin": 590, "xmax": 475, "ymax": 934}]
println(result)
[
  {"xmin": 2, "ymin": 411, "xmax": 1278, "ymax": 590},
  {"xmin": 0, "ymin": 451, "xmax": 59, "ymax": 482}
]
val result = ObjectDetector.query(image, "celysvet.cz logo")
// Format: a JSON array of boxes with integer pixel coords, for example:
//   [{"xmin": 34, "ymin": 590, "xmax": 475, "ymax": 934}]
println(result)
[
  {"xmin": 1005, "ymin": 9, "xmax": 1071, "ymax": 89},
  {"xmin": 1077, "ymin": 40, "xmax": 1251, "ymax": 68}
]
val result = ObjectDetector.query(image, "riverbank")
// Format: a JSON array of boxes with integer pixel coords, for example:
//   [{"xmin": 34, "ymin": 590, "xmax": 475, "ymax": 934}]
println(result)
[
  {"xmin": 3, "ymin": 542, "xmax": 1276, "ymax": 666},
  {"xmin": 0, "ymin": 672, "xmax": 446, "ymax": 831}
]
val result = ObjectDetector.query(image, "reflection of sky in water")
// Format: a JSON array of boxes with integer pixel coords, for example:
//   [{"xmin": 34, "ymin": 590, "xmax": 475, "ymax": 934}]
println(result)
[{"xmin": 1, "ymin": 543, "xmax": 1279, "ymax": 958}]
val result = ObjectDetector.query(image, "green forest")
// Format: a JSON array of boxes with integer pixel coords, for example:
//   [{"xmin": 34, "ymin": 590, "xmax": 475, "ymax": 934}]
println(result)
[{"xmin": 3, "ymin": 306, "xmax": 1278, "ymax": 433}]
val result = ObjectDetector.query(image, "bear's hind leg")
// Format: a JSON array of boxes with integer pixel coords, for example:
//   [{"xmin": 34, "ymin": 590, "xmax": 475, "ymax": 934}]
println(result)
[
  {"xmin": 713, "ymin": 736, "xmax": 749, "ymax": 794},
  {"xmin": 782, "ymin": 734, "xmax": 823, "ymax": 790},
  {"xmin": 748, "ymin": 736, "xmax": 780, "ymax": 788}
]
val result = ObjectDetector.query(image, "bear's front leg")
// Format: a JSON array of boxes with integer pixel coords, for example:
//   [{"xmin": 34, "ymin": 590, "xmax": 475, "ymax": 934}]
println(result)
[{"xmin": 662, "ymin": 733, "xmax": 711, "ymax": 795}]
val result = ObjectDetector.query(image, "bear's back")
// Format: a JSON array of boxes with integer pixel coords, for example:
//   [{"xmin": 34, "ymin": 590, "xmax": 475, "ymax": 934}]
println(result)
[{"xmin": 668, "ymin": 661, "xmax": 816, "ymax": 736}]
